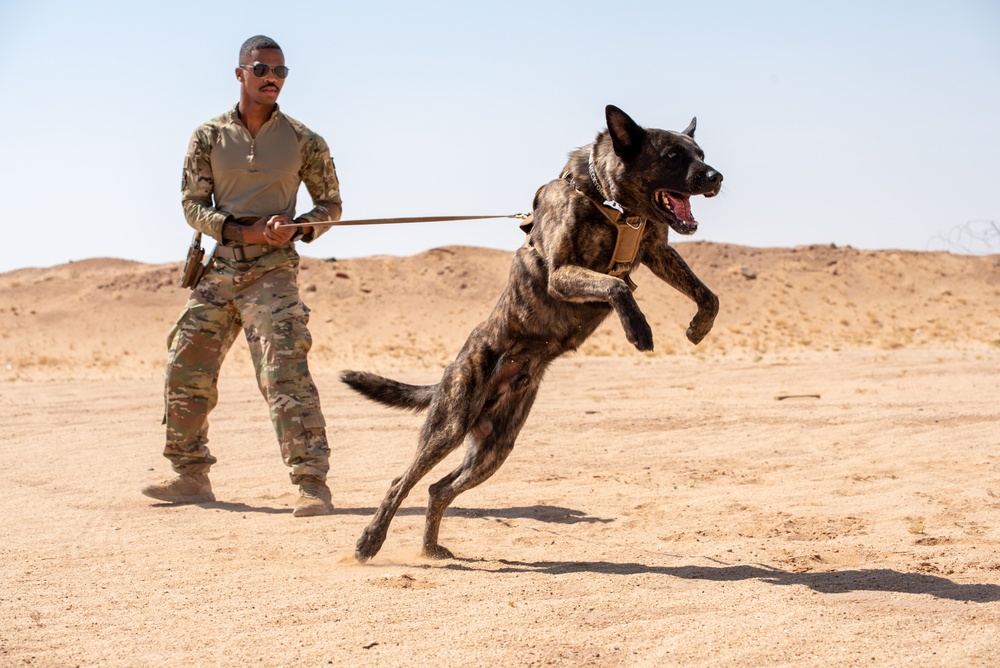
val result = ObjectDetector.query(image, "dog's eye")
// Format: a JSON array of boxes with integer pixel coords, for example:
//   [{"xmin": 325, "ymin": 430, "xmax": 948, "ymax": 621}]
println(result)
[{"xmin": 666, "ymin": 151, "xmax": 678, "ymax": 159}]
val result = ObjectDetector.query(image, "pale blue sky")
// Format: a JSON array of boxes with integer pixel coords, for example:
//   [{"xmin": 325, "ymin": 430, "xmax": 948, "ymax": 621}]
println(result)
[{"xmin": 2, "ymin": 0, "xmax": 998, "ymax": 273}]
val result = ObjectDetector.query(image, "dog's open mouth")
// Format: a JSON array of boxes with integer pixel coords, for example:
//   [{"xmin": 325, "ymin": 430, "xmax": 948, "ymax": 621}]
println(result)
[{"xmin": 654, "ymin": 190, "xmax": 698, "ymax": 235}]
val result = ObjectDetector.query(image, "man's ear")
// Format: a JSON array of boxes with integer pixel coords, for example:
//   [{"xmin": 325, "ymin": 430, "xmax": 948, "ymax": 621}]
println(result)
[
  {"xmin": 606, "ymin": 105, "xmax": 645, "ymax": 161},
  {"xmin": 235, "ymin": 67, "xmax": 244, "ymax": 83},
  {"xmin": 682, "ymin": 117, "xmax": 697, "ymax": 138}
]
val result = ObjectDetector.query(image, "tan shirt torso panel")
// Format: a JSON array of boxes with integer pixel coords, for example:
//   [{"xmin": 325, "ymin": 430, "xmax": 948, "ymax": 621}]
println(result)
[{"xmin": 211, "ymin": 114, "xmax": 302, "ymax": 220}]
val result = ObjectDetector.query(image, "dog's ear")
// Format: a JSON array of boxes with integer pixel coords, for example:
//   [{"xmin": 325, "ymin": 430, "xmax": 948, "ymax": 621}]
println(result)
[
  {"xmin": 606, "ymin": 105, "xmax": 645, "ymax": 160},
  {"xmin": 682, "ymin": 117, "xmax": 697, "ymax": 138}
]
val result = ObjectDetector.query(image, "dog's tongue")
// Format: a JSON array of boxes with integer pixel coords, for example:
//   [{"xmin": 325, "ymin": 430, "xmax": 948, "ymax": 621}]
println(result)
[{"xmin": 666, "ymin": 193, "xmax": 695, "ymax": 223}]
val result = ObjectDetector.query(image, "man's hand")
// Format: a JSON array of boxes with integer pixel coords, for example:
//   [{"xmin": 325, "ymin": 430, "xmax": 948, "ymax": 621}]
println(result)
[
  {"xmin": 222, "ymin": 215, "xmax": 297, "ymax": 246},
  {"xmin": 262, "ymin": 214, "xmax": 297, "ymax": 246}
]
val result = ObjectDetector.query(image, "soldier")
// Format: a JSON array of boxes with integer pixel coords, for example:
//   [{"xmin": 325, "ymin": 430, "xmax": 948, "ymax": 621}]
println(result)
[{"xmin": 142, "ymin": 35, "xmax": 342, "ymax": 517}]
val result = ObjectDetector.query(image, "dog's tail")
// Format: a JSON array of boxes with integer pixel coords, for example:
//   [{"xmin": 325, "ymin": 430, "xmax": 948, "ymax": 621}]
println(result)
[{"xmin": 340, "ymin": 370, "xmax": 436, "ymax": 412}]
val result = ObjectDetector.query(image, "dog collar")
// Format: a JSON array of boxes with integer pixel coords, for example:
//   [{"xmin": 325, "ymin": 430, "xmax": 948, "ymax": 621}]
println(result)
[
  {"xmin": 587, "ymin": 151, "xmax": 613, "ymax": 203},
  {"xmin": 585, "ymin": 148, "xmax": 644, "ymax": 226},
  {"xmin": 587, "ymin": 146, "xmax": 620, "ymax": 209}
]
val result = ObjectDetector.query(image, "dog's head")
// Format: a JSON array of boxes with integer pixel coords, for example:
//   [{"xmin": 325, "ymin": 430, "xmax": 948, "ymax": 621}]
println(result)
[{"xmin": 600, "ymin": 105, "xmax": 722, "ymax": 235}]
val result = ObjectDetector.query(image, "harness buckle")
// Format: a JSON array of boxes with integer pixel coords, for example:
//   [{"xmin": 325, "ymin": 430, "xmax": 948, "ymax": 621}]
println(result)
[
  {"xmin": 608, "ymin": 263, "xmax": 638, "ymax": 292},
  {"xmin": 608, "ymin": 262, "xmax": 631, "ymax": 277}
]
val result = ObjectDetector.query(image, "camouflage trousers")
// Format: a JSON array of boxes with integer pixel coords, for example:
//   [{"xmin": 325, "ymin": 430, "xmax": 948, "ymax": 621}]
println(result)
[{"xmin": 163, "ymin": 247, "xmax": 329, "ymax": 483}]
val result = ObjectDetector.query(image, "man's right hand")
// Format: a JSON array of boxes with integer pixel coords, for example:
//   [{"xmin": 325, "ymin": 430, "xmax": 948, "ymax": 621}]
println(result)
[{"xmin": 221, "ymin": 217, "xmax": 270, "ymax": 245}]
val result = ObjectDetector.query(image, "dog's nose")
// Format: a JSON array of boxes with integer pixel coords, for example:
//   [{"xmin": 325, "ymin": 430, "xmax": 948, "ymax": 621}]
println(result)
[{"xmin": 697, "ymin": 168, "xmax": 722, "ymax": 197}]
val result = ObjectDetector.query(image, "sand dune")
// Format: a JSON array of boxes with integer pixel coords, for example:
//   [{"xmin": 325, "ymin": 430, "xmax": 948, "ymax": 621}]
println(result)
[{"xmin": 3, "ymin": 243, "xmax": 998, "ymax": 379}]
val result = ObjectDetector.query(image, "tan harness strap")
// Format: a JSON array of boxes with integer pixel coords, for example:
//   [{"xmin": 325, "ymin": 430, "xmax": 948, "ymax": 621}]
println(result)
[
  {"xmin": 606, "ymin": 217, "xmax": 646, "ymax": 291},
  {"xmin": 562, "ymin": 176, "xmax": 647, "ymax": 291},
  {"xmin": 520, "ymin": 176, "xmax": 647, "ymax": 291}
]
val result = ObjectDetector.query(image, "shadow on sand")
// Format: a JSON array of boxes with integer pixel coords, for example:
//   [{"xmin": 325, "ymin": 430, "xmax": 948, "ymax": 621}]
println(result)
[
  {"xmin": 331, "ymin": 504, "xmax": 614, "ymax": 525},
  {"xmin": 157, "ymin": 500, "xmax": 997, "ymax": 603},
  {"xmin": 151, "ymin": 500, "xmax": 293, "ymax": 514},
  {"xmin": 441, "ymin": 558, "xmax": 1000, "ymax": 603},
  {"xmin": 163, "ymin": 502, "xmax": 613, "ymax": 524}
]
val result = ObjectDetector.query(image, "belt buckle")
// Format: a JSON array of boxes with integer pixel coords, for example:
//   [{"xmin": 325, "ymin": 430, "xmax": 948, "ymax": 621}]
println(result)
[{"xmin": 233, "ymin": 246, "xmax": 248, "ymax": 262}]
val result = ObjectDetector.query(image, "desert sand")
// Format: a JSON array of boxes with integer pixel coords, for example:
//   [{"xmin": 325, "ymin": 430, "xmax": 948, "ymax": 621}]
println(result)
[{"xmin": 1, "ymin": 242, "xmax": 998, "ymax": 666}]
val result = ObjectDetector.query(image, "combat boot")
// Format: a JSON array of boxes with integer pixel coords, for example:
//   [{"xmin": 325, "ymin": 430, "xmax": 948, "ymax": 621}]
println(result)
[
  {"xmin": 141, "ymin": 473, "xmax": 215, "ymax": 503},
  {"xmin": 293, "ymin": 476, "xmax": 333, "ymax": 517}
]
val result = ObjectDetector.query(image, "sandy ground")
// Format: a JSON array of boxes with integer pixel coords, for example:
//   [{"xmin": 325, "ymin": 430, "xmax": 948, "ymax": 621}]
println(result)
[{"xmin": 1, "ymin": 243, "xmax": 998, "ymax": 666}]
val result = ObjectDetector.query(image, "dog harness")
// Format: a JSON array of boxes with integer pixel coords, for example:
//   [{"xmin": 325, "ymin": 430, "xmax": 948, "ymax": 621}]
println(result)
[
  {"xmin": 564, "ymin": 150, "xmax": 648, "ymax": 291},
  {"xmin": 573, "ymin": 184, "xmax": 646, "ymax": 291},
  {"xmin": 519, "ymin": 176, "xmax": 647, "ymax": 291}
]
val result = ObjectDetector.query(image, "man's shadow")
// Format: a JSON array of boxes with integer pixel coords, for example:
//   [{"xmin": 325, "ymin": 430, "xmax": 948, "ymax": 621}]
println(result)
[
  {"xmin": 151, "ymin": 501, "xmax": 290, "ymax": 514},
  {"xmin": 441, "ymin": 559, "xmax": 1000, "ymax": 604}
]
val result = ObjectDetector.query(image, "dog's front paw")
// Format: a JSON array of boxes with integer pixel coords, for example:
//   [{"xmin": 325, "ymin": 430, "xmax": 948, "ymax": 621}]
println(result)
[
  {"xmin": 632, "ymin": 326, "xmax": 654, "ymax": 352},
  {"xmin": 619, "ymin": 312, "xmax": 654, "ymax": 352},
  {"xmin": 686, "ymin": 311, "xmax": 717, "ymax": 344},
  {"xmin": 355, "ymin": 526, "xmax": 387, "ymax": 563},
  {"xmin": 686, "ymin": 324, "xmax": 708, "ymax": 345},
  {"xmin": 609, "ymin": 284, "xmax": 653, "ymax": 351},
  {"xmin": 686, "ymin": 295, "xmax": 719, "ymax": 345}
]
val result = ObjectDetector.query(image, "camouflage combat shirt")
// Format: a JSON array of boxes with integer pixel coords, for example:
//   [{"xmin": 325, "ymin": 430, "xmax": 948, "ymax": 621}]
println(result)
[{"xmin": 181, "ymin": 103, "xmax": 341, "ymax": 243}]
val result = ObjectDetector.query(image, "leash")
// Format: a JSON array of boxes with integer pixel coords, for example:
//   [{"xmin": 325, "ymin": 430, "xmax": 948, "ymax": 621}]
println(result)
[
  {"xmin": 275, "ymin": 213, "xmax": 528, "ymax": 228},
  {"xmin": 271, "ymin": 175, "xmax": 643, "ymax": 290}
]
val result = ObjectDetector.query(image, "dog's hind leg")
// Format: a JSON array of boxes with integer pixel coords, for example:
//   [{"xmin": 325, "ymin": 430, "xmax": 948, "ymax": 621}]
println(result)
[
  {"xmin": 421, "ymin": 380, "xmax": 541, "ymax": 559},
  {"xmin": 354, "ymin": 415, "xmax": 470, "ymax": 562},
  {"xmin": 355, "ymin": 362, "xmax": 485, "ymax": 563},
  {"xmin": 355, "ymin": 436, "xmax": 463, "ymax": 562}
]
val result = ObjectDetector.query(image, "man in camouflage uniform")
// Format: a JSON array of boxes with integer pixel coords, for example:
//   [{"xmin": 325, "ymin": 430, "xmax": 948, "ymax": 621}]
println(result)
[{"xmin": 141, "ymin": 35, "xmax": 341, "ymax": 517}]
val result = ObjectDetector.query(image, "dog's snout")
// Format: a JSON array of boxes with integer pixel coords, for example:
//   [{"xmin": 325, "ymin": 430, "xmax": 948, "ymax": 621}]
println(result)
[{"xmin": 693, "ymin": 167, "xmax": 723, "ymax": 196}]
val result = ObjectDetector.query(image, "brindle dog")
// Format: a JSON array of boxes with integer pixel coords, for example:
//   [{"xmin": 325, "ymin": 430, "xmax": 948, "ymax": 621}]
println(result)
[{"xmin": 343, "ymin": 105, "xmax": 722, "ymax": 562}]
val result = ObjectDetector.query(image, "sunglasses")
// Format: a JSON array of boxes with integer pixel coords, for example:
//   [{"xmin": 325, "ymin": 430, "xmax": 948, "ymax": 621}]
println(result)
[{"xmin": 240, "ymin": 63, "xmax": 289, "ymax": 79}]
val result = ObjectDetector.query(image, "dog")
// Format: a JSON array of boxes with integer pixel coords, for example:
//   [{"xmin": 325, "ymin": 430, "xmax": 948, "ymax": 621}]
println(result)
[{"xmin": 343, "ymin": 105, "xmax": 722, "ymax": 562}]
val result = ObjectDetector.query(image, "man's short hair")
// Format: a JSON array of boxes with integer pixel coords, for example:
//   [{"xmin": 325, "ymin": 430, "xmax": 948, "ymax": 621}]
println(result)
[{"xmin": 240, "ymin": 35, "xmax": 282, "ymax": 63}]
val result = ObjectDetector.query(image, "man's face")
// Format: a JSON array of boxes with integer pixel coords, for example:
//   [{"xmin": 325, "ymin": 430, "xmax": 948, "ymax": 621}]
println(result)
[{"xmin": 236, "ymin": 48, "xmax": 286, "ymax": 105}]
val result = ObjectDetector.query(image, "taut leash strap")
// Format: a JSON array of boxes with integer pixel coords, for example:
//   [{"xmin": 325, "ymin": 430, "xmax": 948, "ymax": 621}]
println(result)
[{"xmin": 275, "ymin": 214, "xmax": 527, "ymax": 228}]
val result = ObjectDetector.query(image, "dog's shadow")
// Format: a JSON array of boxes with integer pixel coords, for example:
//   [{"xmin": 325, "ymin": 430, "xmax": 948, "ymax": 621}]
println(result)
[
  {"xmin": 333, "ymin": 505, "xmax": 614, "ymax": 525},
  {"xmin": 159, "ymin": 502, "xmax": 997, "ymax": 603},
  {"xmin": 171, "ymin": 502, "xmax": 613, "ymax": 524},
  {"xmin": 442, "ymin": 559, "xmax": 1000, "ymax": 603}
]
